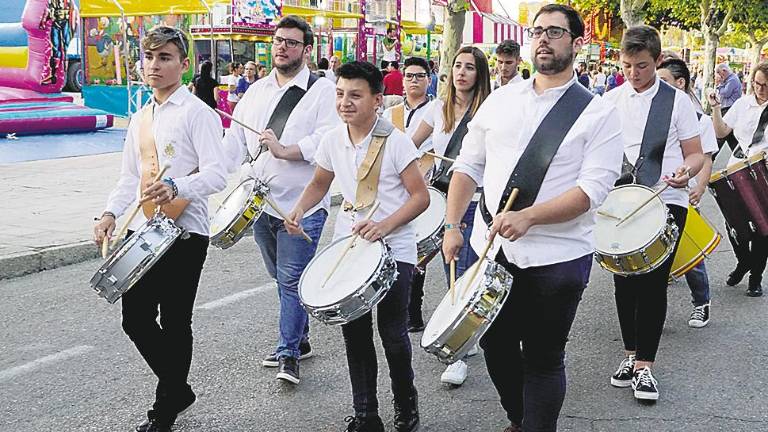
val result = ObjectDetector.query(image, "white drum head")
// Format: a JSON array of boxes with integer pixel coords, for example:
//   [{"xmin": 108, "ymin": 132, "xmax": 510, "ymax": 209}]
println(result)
[
  {"xmin": 210, "ymin": 179, "xmax": 255, "ymax": 235},
  {"xmin": 301, "ymin": 236, "xmax": 385, "ymax": 308},
  {"xmin": 421, "ymin": 260, "xmax": 487, "ymax": 347},
  {"xmin": 595, "ymin": 185, "xmax": 667, "ymax": 254},
  {"xmin": 411, "ymin": 188, "xmax": 446, "ymax": 242}
]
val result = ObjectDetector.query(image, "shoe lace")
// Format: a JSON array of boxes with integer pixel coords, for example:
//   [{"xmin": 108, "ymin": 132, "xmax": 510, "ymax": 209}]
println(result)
[
  {"xmin": 615, "ymin": 356, "xmax": 635, "ymax": 375},
  {"xmin": 690, "ymin": 305, "xmax": 706, "ymax": 321},
  {"xmin": 636, "ymin": 368, "xmax": 656, "ymax": 388},
  {"xmin": 343, "ymin": 415, "xmax": 359, "ymax": 432}
]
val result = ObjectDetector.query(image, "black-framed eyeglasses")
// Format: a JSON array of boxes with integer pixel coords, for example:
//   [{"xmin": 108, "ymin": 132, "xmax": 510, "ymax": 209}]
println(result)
[
  {"xmin": 753, "ymin": 80, "xmax": 768, "ymax": 91},
  {"xmin": 525, "ymin": 26, "xmax": 575, "ymax": 40},
  {"xmin": 404, "ymin": 72, "xmax": 428, "ymax": 80},
  {"xmin": 272, "ymin": 36, "xmax": 305, "ymax": 49}
]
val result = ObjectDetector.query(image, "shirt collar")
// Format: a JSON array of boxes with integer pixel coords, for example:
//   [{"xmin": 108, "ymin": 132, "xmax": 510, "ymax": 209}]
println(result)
[
  {"xmin": 344, "ymin": 118, "xmax": 378, "ymax": 148},
  {"xmin": 153, "ymin": 85, "xmax": 190, "ymax": 107},
  {"xmin": 404, "ymin": 95, "xmax": 430, "ymax": 111},
  {"xmin": 627, "ymin": 74, "xmax": 660, "ymax": 99},
  {"xmin": 748, "ymin": 94, "xmax": 768, "ymax": 107},
  {"xmin": 265, "ymin": 65, "xmax": 311, "ymax": 90},
  {"xmin": 525, "ymin": 71, "xmax": 578, "ymax": 98}
]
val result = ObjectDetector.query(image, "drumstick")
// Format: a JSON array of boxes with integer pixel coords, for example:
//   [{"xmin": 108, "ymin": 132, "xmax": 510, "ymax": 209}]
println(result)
[
  {"xmin": 425, "ymin": 152, "xmax": 456, "ymax": 164},
  {"xmin": 462, "ymin": 189, "xmax": 519, "ymax": 298},
  {"xmin": 597, "ymin": 210, "xmax": 621, "ymax": 221},
  {"xmin": 101, "ymin": 237, "xmax": 109, "ymax": 259},
  {"xmin": 322, "ymin": 201, "xmax": 380, "ymax": 288},
  {"xmin": 111, "ymin": 164, "xmax": 171, "ymax": 248},
  {"xmin": 449, "ymin": 259, "xmax": 456, "ymax": 305},
  {"xmin": 215, "ymin": 109, "xmax": 262, "ymax": 136},
  {"xmin": 616, "ymin": 183, "xmax": 670, "ymax": 227},
  {"xmin": 264, "ymin": 195, "xmax": 313, "ymax": 244}
]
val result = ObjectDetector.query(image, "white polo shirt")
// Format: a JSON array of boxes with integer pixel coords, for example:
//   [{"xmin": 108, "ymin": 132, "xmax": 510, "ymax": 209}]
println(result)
[
  {"xmin": 315, "ymin": 119, "xmax": 421, "ymax": 264},
  {"xmin": 699, "ymin": 113, "xmax": 718, "ymax": 154},
  {"xmin": 452, "ymin": 74, "xmax": 624, "ymax": 268},
  {"xmin": 222, "ymin": 66, "xmax": 341, "ymax": 219},
  {"xmin": 603, "ymin": 75, "xmax": 700, "ymax": 208},
  {"xmin": 105, "ymin": 86, "xmax": 228, "ymax": 236},
  {"xmin": 382, "ymin": 97, "xmax": 434, "ymax": 139},
  {"xmin": 723, "ymin": 94, "xmax": 768, "ymax": 165}
]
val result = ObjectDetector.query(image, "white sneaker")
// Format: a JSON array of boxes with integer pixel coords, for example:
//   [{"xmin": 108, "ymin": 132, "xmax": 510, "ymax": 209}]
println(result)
[
  {"xmin": 441, "ymin": 360, "xmax": 468, "ymax": 385},
  {"xmin": 466, "ymin": 343, "xmax": 480, "ymax": 357}
]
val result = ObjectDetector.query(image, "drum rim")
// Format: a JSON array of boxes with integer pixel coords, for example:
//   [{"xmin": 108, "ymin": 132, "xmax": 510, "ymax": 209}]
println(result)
[
  {"xmin": 709, "ymin": 150, "xmax": 767, "ymax": 183},
  {"xmin": 413, "ymin": 187, "xmax": 447, "ymax": 242},
  {"xmin": 299, "ymin": 235, "xmax": 390, "ymax": 308},
  {"xmin": 210, "ymin": 178, "xmax": 266, "ymax": 239}
]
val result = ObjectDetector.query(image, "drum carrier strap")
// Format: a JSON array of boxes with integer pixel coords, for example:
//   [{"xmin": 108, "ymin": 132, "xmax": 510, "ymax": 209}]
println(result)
[
  {"xmin": 431, "ymin": 109, "xmax": 473, "ymax": 194},
  {"xmin": 749, "ymin": 103, "xmax": 768, "ymax": 148},
  {"xmin": 139, "ymin": 104, "xmax": 192, "ymax": 220},
  {"xmin": 392, "ymin": 103, "xmax": 405, "ymax": 131},
  {"xmin": 618, "ymin": 80, "xmax": 676, "ymax": 187},
  {"xmin": 265, "ymin": 72, "xmax": 319, "ymax": 140},
  {"xmin": 343, "ymin": 118, "xmax": 396, "ymax": 212},
  {"xmin": 479, "ymin": 82, "xmax": 593, "ymax": 224}
]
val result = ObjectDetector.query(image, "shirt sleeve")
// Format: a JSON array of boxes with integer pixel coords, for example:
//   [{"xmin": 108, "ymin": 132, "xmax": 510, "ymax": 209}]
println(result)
[
  {"xmin": 390, "ymin": 131, "xmax": 420, "ymax": 174},
  {"xmin": 314, "ymin": 134, "xmax": 334, "ymax": 172},
  {"xmin": 699, "ymin": 115, "xmax": 719, "ymax": 154},
  {"xmin": 104, "ymin": 116, "xmax": 141, "ymax": 218},
  {"xmin": 722, "ymin": 97, "xmax": 742, "ymax": 129},
  {"xmin": 220, "ymin": 100, "xmax": 249, "ymax": 173},
  {"xmin": 421, "ymin": 99, "xmax": 439, "ymax": 128},
  {"xmin": 174, "ymin": 105, "xmax": 228, "ymax": 200},
  {"xmin": 576, "ymin": 104, "xmax": 624, "ymax": 209},
  {"xmin": 295, "ymin": 82, "xmax": 342, "ymax": 164},
  {"xmin": 450, "ymin": 105, "xmax": 486, "ymax": 186},
  {"xmin": 674, "ymin": 92, "xmax": 701, "ymax": 141}
]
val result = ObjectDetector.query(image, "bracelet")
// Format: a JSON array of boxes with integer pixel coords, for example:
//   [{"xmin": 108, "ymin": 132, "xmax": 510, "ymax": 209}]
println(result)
[
  {"xmin": 95, "ymin": 211, "xmax": 116, "ymax": 221},
  {"xmin": 162, "ymin": 177, "xmax": 179, "ymax": 199},
  {"xmin": 443, "ymin": 223, "xmax": 461, "ymax": 231}
]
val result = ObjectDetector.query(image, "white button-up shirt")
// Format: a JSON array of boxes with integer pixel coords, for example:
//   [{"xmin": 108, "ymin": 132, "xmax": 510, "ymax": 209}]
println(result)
[
  {"xmin": 723, "ymin": 94, "xmax": 768, "ymax": 165},
  {"xmin": 452, "ymin": 75, "xmax": 623, "ymax": 268},
  {"xmin": 493, "ymin": 73, "xmax": 524, "ymax": 90},
  {"xmin": 603, "ymin": 75, "xmax": 700, "ymax": 208},
  {"xmin": 314, "ymin": 120, "xmax": 421, "ymax": 264},
  {"xmin": 222, "ymin": 66, "xmax": 341, "ymax": 219},
  {"xmin": 105, "ymin": 86, "xmax": 228, "ymax": 236}
]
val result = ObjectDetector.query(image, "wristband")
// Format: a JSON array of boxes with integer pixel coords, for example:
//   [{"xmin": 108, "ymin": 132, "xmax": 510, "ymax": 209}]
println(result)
[
  {"xmin": 97, "ymin": 211, "xmax": 116, "ymax": 221},
  {"xmin": 443, "ymin": 223, "xmax": 461, "ymax": 231}
]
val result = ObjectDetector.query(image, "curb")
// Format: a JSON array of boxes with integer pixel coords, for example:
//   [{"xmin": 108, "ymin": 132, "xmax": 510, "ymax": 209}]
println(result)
[{"xmin": 0, "ymin": 193, "xmax": 345, "ymax": 281}]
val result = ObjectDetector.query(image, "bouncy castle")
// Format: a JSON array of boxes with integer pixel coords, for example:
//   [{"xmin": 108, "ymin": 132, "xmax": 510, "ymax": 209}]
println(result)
[{"xmin": 0, "ymin": 0, "xmax": 113, "ymax": 135}]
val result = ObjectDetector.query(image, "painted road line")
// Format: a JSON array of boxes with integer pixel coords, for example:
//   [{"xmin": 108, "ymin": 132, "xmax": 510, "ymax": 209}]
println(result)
[
  {"xmin": 195, "ymin": 283, "xmax": 275, "ymax": 311},
  {"xmin": 0, "ymin": 345, "xmax": 95, "ymax": 383}
]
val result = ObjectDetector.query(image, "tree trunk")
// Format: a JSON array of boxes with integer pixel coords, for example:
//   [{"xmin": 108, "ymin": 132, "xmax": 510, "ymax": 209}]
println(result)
[
  {"xmin": 700, "ymin": 1, "xmax": 734, "ymax": 111},
  {"xmin": 748, "ymin": 35, "xmax": 768, "ymax": 94},
  {"xmin": 437, "ymin": 3, "xmax": 465, "ymax": 99},
  {"xmin": 620, "ymin": 0, "xmax": 647, "ymax": 28}
]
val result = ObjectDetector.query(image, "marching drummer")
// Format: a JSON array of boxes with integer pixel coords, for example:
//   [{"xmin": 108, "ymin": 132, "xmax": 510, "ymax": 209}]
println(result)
[
  {"xmin": 92, "ymin": 27, "xmax": 227, "ymax": 432},
  {"xmin": 285, "ymin": 61, "xmax": 429, "ymax": 432},
  {"xmin": 657, "ymin": 57, "xmax": 719, "ymax": 327},
  {"xmin": 444, "ymin": 5, "xmax": 623, "ymax": 430},
  {"xmin": 381, "ymin": 56, "xmax": 434, "ymax": 334},
  {"xmin": 709, "ymin": 61, "xmax": 768, "ymax": 298},
  {"xmin": 221, "ymin": 15, "xmax": 340, "ymax": 385},
  {"xmin": 603, "ymin": 25, "xmax": 704, "ymax": 402},
  {"xmin": 408, "ymin": 46, "xmax": 492, "ymax": 387}
]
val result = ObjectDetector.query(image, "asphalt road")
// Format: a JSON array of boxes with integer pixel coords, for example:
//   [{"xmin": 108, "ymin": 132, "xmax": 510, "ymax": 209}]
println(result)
[{"xmin": 1, "ymin": 196, "xmax": 767, "ymax": 432}]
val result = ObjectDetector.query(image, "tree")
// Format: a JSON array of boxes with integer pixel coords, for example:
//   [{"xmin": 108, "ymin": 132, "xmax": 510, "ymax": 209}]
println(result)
[
  {"xmin": 732, "ymin": 2, "xmax": 768, "ymax": 92},
  {"xmin": 620, "ymin": 0, "xmax": 648, "ymax": 28},
  {"xmin": 437, "ymin": 0, "xmax": 468, "ymax": 98},
  {"xmin": 698, "ymin": 1, "xmax": 735, "ymax": 108}
]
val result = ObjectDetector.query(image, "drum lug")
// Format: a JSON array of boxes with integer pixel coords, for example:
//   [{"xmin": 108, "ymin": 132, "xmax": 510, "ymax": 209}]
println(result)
[
  {"xmin": 641, "ymin": 251, "xmax": 651, "ymax": 266},
  {"xmin": 107, "ymin": 275, "xmax": 118, "ymax": 284},
  {"xmin": 749, "ymin": 221, "xmax": 757, "ymax": 233},
  {"xmin": 726, "ymin": 178, "xmax": 735, "ymax": 190},
  {"xmin": 708, "ymin": 186, "xmax": 717, "ymax": 198}
]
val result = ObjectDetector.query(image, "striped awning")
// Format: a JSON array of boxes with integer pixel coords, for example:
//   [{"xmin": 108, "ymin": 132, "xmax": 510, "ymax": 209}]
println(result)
[{"xmin": 463, "ymin": 2, "xmax": 525, "ymax": 46}]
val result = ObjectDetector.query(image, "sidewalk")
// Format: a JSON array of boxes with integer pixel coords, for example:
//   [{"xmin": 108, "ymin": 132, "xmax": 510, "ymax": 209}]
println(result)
[{"xmin": 0, "ymin": 152, "xmax": 341, "ymax": 280}]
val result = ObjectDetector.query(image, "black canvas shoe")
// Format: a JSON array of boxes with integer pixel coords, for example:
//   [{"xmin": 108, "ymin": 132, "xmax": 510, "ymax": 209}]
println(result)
[
  {"xmin": 726, "ymin": 266, "xmax": 748, "ymax": 286},
  {"xmin": 276, "ymin": 356, "xmax": 300, "ymax": 384},
  {"xmin": 135, "ymin": 419, "xmax": 171, "ymax": 432},
  {"xmin": 407, "ymin": 316, "xmax": 425, "ymax": 333},
  {"xmin": 747, "ymin": 277, "xmax": 763, "ymax": 297},
  {"xmin": 343, "ymin": 414, "xmax": 385, "ymax": 432},
  {"xmin": 632, "ymin": 367, "xmax": 659, "ymax": 401},
  {"xmin": 610, "ymin": 354, "xmax": 635, "ymax": 388},
  {"xmin": 688, "ymin": 303, "xmax": 710, "ymax": 328},
  {"xmin": 262, "ymin": 340, "xmax": 314, "ymax": 367},
  {"xmin": 393, "ymin": 392, "xmax": 420, "ymax": 432}
]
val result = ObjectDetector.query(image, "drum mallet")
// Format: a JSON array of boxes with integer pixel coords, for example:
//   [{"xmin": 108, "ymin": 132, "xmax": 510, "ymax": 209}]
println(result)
[
  {"xmin": 615, "ymin": 183, "xmax": 670, "ymax": 227},
  {"xmin": 322, "ymin": 201, "xmax": 381, "ymax": 288},
  {"xmin": 110, "ymin": 163, "xmax": 171, "ymax": 249},
  {"xmin": 429, "ymin": 152, "xmax": 456, "ymax": 164},
  {"xmin": 462, "ymin": 189, "xmax": 519, "ymax": 298},
  {"xmin": 215, "ymin": 109, "xmax": 262, "ymax": 136},
  {"xmin": 449, "ymin": 259, "xmax": 457, "ymax": 305},
  {"xmin": 264, "ymin": 195, "xmax": 313, "ymax": 244}
]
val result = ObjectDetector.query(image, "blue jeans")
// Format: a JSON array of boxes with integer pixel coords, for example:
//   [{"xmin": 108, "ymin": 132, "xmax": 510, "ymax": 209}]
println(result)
[
  {"xmin": 443, "ymin": 201, "xmax": 479, "ymax": 283},
  {"xmin": 252, "ymin": 209, "xmax": 327, "ymax": 359},
  {"xmin": 685, "ymin": 261, "xmax": 711, "ymax": 306}
]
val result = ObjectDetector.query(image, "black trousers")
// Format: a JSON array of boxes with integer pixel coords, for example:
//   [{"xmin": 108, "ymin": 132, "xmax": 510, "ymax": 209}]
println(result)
[
  {"xmin": 121, "ymin": 232, "xmax": 209, "ymax": 423},
  {"xmin": 727, "ymin": 230, "xmax": 768, "ymax": 282},
  {"xmin": 613, "ymin": 204, "xmax": 686, "ymax": 362},
  {"xmin": 481, "ymin": 252, "xmax": 592, "ymax": 432},
  {"xmin": 342, "ymin": 262, "xmax": 416, "ymax": 416}
]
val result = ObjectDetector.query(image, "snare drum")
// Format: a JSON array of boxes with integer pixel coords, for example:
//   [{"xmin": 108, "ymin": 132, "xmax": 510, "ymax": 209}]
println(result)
[
  {"xmin": 90, "ymin": 214, "xmax": 184, "ymax": 303},
  {"xmin": 709, "ymin": 152, "xmax": 768, "ymax": 241},
  {"xmin": 595, "ymin": 184, "xmax": 679, "ymax": 276},
  {"xmin": 412, "ymin": 187, "xmax": 446, "ymax": 264},
  {"xmin": 210, "ymin": 178, "xmax": 269, "ymax": 249},
  {"xmin": 669, "ymin": 206, "xmax": 721, "ymax": 279},
  {"xmin": 421, "ymin": 259, "xmax": 512, "ymax": 364},
  {"xmin": 299, "ymin": 235, "xmax": 398, "ymax": 325}
]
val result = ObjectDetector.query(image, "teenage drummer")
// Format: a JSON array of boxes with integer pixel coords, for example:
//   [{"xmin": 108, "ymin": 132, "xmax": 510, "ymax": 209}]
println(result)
[
  {"xmin": 285, "ymin": 61, "xmax": 429, "ymax": 432},
  {"xmin": 603, "ymin": 25, "xmax": 704, "ymax": 402},
  {"xmin": 221, "ymin": 16, "xmax": 340, "ymax": 385},
  {"xmin": 657, "ymin": 58, "xmax": 719, "ymax": 327},
  {"xmin": 709, "ymin": 61, "xmax": 768, "ymax": 298},
  {"xmin": 444, "ymin": 5, "xmax": 623, "ymax": 430},
  {"xmin": 92, "ymin": 27, "xmax": 227, "ymax": 432}
]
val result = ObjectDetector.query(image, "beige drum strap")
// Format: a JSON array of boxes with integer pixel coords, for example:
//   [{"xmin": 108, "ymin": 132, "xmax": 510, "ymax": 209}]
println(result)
[
  {"xmin": 392, "ymin": 104, "xmax": 405, "ymax": 132},
  {"xmin": 352, "ymin": 134, "xmax": 387, "ymax": 211},
  {"xmin": 139, "ymin": 105, "xmax": 190, "ymax": 219}
]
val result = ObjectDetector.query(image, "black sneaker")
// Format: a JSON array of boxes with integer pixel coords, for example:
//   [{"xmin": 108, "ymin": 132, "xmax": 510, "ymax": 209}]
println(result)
[
  {"xmin": 610, "ymin": 355, "xmax": 635, "ymax": 388},
  {"xmin": 262, "ymin": 340, "xmax": 313, "ymax": 367},
  {"xmin": 632, "ymin": 367, "xmax": 659, "ymax": 401},
  {"xmin": 276, "ymin": 356, "xmax": 300, "ymax": 384},
  {"xmin": 393, "ymin": 392, "xmax": 419, "ymax": 432},
  {"xmin": 747, "ymin": 278, "xmax": 763, "ymax": 297},
  {"xmin": 135, "ymin": 419, "xmax": 171, "ymax": 432},
  {"xmin": 407, "ymin": 317, "xmax": 425, "ymax": 333},
  {"xmin": 688, "ymin": 303, "xmax": 710, "ymax": 328},
  {"xmin": 343, "ymin": 414, "xmax": 385, "ymax": 432},
  {"xmin": 726, "ymin": 266, "xmax": 748, "ymax": 286}
]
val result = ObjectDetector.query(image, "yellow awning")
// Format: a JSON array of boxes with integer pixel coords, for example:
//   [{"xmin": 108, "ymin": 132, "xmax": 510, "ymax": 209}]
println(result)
[
  {"xmin": 281, "ymin": 5, "xmax": 363, "ymax": 20},
  {"xmin": 80, "ymin": 0, "xmax": 229, "ymax": 17}
]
